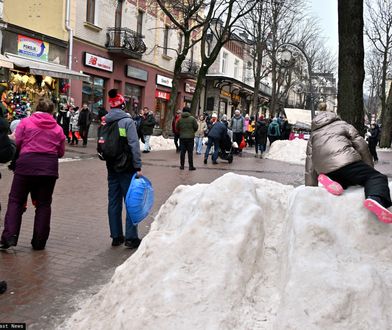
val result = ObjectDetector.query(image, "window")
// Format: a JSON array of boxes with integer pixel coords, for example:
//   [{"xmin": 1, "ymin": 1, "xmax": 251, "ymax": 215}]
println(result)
[
  {"xmin": 222, "ymin": 52, "xmax": 228, "ymax": 74},
  {"xmin": 234, "ymin": 59, "xmax": 239, "ymax": 79},
  {"xmin": 163, "ymin": 26, "xmax": 169, "ymax": 56},
  {"xmin": 137, "ymin": 10, "xmax": 144, "ymax": 35},
  {"xmin": 86, "ymin": 0, "xmax": 96, "ymax": 24},
  {"xmin": 82, "ymin": 76, "xmax": 105, "ymax": 119}
]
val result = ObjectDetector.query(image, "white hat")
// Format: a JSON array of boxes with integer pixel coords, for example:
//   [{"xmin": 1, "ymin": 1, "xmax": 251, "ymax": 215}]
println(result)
[{"xmin": 212, "ymin": 113, "xmax": 218, "ymax": 118}]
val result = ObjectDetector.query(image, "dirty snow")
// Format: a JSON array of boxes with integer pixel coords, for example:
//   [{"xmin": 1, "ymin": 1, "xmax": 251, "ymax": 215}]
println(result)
[
  {"xmin": 61, "ymin": 173, "xmax": 392, "ymax": 330},
  {"xmin": 140, "ymin": 136, "xmax": 176, "ymax": 151},
  {"xmin": 264, "ymin": 138, "xmax": 307, "ymax": 165}
]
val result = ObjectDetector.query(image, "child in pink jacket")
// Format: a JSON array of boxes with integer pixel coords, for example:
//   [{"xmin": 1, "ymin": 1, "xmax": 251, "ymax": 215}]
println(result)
[{"xmin": 0, "ymin": 98, "xmax": 65, "ymax": 250}]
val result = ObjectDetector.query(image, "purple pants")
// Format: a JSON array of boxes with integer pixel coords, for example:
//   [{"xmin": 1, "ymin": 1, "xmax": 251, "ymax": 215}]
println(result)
[{"xmin": 1, "ymin": 174, "xmax": 57, "ymax": 247}]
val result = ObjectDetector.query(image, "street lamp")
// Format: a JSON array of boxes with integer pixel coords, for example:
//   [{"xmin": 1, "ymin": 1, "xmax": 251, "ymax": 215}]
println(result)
[{"xmin": 276, "ymin": 43, "xmax": 315, "ymax": 120}]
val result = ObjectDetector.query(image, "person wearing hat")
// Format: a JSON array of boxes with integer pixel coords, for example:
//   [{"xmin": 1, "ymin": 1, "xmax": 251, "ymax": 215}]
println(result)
[
  {"xmin": 103, "ymin": 89, "xmax": 143, "ymax": 248},
  {"xmin": 204, "ymin": 113, "xmax": 227, "ymax": 164},
  {"xmin": 140, "ymin": 106, "xmax": 156, "ymax": 153},
  {"xmin": 230, "ymin": 109, "xmax": 245, "ymax": 155},
  {"xmin": 175, "ymin": 106, "xmax": 198, "ymax": 170}
]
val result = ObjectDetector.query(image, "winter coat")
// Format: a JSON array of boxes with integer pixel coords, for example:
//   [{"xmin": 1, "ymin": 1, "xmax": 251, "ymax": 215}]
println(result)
[
  {"xmin": 78, "ymin": 108, "xmax": 93, "ymax": 127},
  {"xmin": 305, "ymin": 111, "xmax": 373, "ymax": 186},
  {"xmin": 105, "ymin": 108, "xmax": 142, "ymax": 171},
  {"xmin": 208, "ymin": 121, "xmax": 227, "ymax": 140},
  {"xmin": 172, "ymin": 114, "xmax": 181, "ymax": 134},
  {"xmin": 267, "ymin": 120, "xmax": 281, "ymax": 137},
  {"xmin": 230, "ymin": 115, "xmax": 244, "ymax": 133},
  {"xmin": 140, "ymin": 113, "xmax": 156, "ymax": 135},
  {"xmin": 368, "ymin": 125, "xmax": 380, "ymax": 143},
  {"xmin": 0, "ymin": 117, "xmax": 16, "ymax": 164},
  {"xmin": 255, "ymin": 120, "xmax": 268, "ymax": 145},
  {"xmin": 176, "ymin": 112, "xmax": 198, "ymax": 139},
  {"xmin": 195, "ymin": 119, "xmax": 207, "ymax": 138},
  {"xmin": 16, "ymin": 112, "xmax": 65, "ymax": 157},
  {"xmin": 68, "ymin": 111, "xmax": 80, "ymax": 132}
]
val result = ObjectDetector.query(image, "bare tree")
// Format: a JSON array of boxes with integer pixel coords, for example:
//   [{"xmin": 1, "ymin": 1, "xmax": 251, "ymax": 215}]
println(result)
[
  {"xmin": 190, "ymin": 0, "xmax": 258, "ymax": 115},
  {"xmin": 152, "ymin": 0, "xmax": 213, "ymax": 136},
  {"xmin": 365, "ymin": 49, "xmax": 383, "ymax": 121},
  {"xmin": 338, "ymin": 0, "xmax": 365, "ymax": 135},
  {"xmin": 365, "ymin": 0, "xmax": 392, "ymax": 147}
]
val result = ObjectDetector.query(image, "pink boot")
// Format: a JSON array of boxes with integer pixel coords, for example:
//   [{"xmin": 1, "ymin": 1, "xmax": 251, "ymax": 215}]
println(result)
[
  {"xmin": 318, "ymin": 174, "xmax": 344, "ymax": 196},
  {"xmin": 363, "ymin": 198, "xmax": 392, "ymax": 224}
]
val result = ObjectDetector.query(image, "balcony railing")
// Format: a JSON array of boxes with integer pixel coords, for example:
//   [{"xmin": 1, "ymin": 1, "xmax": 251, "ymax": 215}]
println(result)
[
  {"xmin": 180, "ymin": 59, "xmax": 200, "ymax": 78},
  {"xmin": 106, "ymin": 27, "xmax": 147, "ymax": 59}
]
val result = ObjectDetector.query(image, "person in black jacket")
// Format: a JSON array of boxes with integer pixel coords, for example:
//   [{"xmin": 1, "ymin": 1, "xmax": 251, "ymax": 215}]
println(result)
[
  {"xmin": 367, "ymin": 122, "xmax": 380, "ymax": 163},
  {"xmin": 140, "ymin": 107, "xmax": 156, "ymax": 153},
  {"xmin": 254, "ymin": 115, "xmax": 268, "ymax": 158},
  {"xmin": 204, "ymin": 114, "xmax": 227, "ymax": 165},
  {"xmin": 78, "ymin": 103, "xmax": 93, "ymax": 146},
  {"xmin": 0, "ymin": 117, "xmax": 16, "ymax": 211}
]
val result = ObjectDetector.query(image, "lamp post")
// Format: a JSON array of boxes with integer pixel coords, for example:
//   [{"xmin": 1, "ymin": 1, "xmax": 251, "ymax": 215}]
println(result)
[{"xmin": 276, "ymin": 43, "xmax": 315, "ymax": 120}]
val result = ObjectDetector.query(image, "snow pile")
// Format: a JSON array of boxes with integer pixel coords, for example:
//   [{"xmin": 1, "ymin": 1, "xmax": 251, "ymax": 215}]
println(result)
[
  {"xmin": 62, "ymin": 174, "xmax": 392, "ymax": 330},
  {"xmin": 265, "ymin": 138, "xmax": 307, "ymax": 165},
  {"xmin": 140, "ymin": 136, "xmax": 176, "ymax": 151}
]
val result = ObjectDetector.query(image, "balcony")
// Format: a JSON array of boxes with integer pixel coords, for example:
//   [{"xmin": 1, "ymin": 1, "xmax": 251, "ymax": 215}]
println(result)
[
  {"xmin": 106, "ymin": 27, "xmax": 147, "ymax": 59},
  {"xmin": 179, "ymin": 59, "xmax": 200, "ymax": 79}
]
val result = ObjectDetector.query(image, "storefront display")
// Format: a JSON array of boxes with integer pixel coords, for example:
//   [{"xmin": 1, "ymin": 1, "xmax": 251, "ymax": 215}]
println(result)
[
  {"xmin": 125, "ymin": 83, "xmax": 142, "ymax": 116},
  {"xmin": 155, "ymin": 90, "xmax": 170, "ymax": 128},
  {"xmin": 82, "ymin": 76, "xmax": 105, "ymax": 118}
]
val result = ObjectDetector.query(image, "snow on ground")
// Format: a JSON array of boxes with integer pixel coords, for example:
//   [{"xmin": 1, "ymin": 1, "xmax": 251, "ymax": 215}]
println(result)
[
  {"xmin": 378, "ymin": 148, "xmax": 392, "ymax": 152},
  {"xmin": 140, "ymin": 136, "xmax": 176, "ymax": 151},
  {"xmin": 61, "ymin": 173, "xmax": 392, "ymax": 330},
  {"xmin": 264, "ymin": 138, "xmax": 307, "ymax": 165}
]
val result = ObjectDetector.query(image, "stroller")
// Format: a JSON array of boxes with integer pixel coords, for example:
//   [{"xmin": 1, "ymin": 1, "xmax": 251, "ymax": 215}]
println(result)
[{"xmin": 218, "ymin": 128, "xmax": 234, "ymax": 163}]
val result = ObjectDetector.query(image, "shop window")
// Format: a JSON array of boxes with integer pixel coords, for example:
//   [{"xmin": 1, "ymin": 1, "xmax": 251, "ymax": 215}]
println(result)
[
  {"xmin": 163, "ymin": 26, "xmax": 169, "ymax": 56},
  {"xmin": 82, "ymin": 76, "xmax": 105, "ymax": 120},
  {"xmin": 86, "ymin": 0, "xmax": 96, "ymax": 24},
  {"xmin": 137, "ymin": 10, "xmax": 144, "ymax": 35}
]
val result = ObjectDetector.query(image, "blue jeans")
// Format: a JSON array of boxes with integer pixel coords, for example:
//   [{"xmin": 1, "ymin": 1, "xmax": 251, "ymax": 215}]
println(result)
[
  {"xmin": 204, "ymin": 137, "xmax": 220, "ymax": 162},
  {"xmin": 107, "ymin": 170, "xmax": 138, "ymax": 240},
  {"xmin": 194, "ymin": 136, "xmax": 203, "ymax": 154},
  {"xmin": 143, "ymin": 135, "xmax": 151, "ymax": 151}
]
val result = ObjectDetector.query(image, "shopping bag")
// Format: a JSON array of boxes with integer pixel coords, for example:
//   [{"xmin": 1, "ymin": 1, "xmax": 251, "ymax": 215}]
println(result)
[
  {"xmin": 239, "ymin": 136, "xmax": 246, "ymax": 149},
  {"xmin": 125, "ymin": 173, "xmax": 154, "ymax": 225}
]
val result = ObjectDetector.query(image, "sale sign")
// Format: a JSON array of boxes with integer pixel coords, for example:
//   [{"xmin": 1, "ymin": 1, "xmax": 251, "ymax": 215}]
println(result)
[{"xmin": 18, "ymin": 35, "xmax": 49, "ymax": 61}]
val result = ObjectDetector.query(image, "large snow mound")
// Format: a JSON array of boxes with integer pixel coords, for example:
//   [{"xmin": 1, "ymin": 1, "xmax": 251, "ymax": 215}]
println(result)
[
  {"xmin": 61, "ymin": 174, "xmax": 392, "ymax": 330},
  {"xmin": 140, "ymin": 135, "xmax": 176, "ymax": 151},
  {"xmin": 265, "ymin": 138, "xmax": 307, "ymax": 165}
]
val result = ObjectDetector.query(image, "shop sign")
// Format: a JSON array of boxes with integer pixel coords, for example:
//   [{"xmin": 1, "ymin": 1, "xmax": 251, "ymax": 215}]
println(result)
[
  {"xmin": 185, "ymin": 83, "xmax": 195, "ymax": 93},
  {"xmin": 126, "ymin": 65, "xmax": 148, "ymax": 81},
  {"xmin": 155, "ymin": 90, "xmax": 171, "ymax": 100},
  {"xmin": 84, "ymin": 52, "xmax": 113, "ymax": 72},
  {"xmin": 17, "ymin": 35, "xmax": 49, "ymax": 61},
  {"xmin": 220, "ymin": 90, "xmax": 240, "ymax": 102},
  {"xmin": 156, "ymin": 74, "xmax": 172, "ymax": 88},
  {"xmin": 220, "ymin": 90, "xmax": 231, "ymax": 98}
]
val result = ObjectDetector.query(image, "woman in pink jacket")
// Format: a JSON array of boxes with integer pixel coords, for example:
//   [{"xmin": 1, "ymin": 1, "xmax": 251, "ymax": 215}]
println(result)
[{"xmin": 0, "ymin": 98, "xmax": 65, "ymax": 250}]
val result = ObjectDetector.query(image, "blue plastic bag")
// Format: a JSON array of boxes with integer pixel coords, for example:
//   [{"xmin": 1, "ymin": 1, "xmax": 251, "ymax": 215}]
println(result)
[{"xmin": 125, "ymin": 173, "xmax": 154, "ymax": 225}]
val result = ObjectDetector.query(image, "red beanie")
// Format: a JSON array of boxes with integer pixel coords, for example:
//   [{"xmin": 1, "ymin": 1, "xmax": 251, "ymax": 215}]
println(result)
[{"xmin": 109, "ymin": 93, "xmax": 125, "ymax": 108}]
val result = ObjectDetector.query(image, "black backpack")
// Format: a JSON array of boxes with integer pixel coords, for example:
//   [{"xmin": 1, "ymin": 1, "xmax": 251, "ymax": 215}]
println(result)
[{"xmin": 97, "ymin": 118, "xmax": 132, "ymax": 172}]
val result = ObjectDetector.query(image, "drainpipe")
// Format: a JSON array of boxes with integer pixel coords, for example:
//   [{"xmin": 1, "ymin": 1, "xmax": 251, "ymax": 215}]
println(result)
[{"xmin": 65, "ymin": 0, "xmax": 73, "ymax": 98}]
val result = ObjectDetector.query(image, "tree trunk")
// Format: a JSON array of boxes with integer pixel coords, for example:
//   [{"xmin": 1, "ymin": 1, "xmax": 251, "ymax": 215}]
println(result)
[
  {"xmin": 337, "ymin": 0, "xmax": 365, "ymax": 135},
  {"xmin": 191, "ymin": 66, "xmax": 208, "ymax": 115},
  {"xmin": 380, "ymin": 84, "xmax": 392, "ymax": 148}
]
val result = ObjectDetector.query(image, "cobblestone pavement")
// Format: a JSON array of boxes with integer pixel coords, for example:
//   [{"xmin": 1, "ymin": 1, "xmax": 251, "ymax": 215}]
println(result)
[{"xmin": 0, "ymin": 141, "xmax": 391, "ymax": 329}]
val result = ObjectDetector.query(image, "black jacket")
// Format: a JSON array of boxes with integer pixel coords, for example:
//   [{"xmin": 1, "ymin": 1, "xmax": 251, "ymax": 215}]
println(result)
[
  {"xmin": 208, "ymin": 121, "xmax": 227, "ymax": 140},
  {"xmin": 0, "ymin": 117, "xmax": 16, "ymax": 164},
  {"xmin": 78, "ymin": 108, "xmax": 93, "ymax": 127},
  {"xmin": 140, "ymin": 113, "xmax": 156, "ymax": 135},
  {"xmin": 255, "ymin": 120, "xmax": 268, "ymax": 145}
]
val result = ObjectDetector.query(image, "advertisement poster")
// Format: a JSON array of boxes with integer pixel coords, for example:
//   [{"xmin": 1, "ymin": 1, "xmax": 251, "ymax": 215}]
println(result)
[{"xmin": 17, "ymin": 35, "xmax": 49, "ymax": 61}]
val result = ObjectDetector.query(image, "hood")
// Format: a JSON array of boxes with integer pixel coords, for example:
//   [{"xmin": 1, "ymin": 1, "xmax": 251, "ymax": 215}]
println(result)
[
  {"xmin": 181, "ymin": 112, "xmax": 191, "ymax": 118},
  {"xmin": 311, "ymin": 111, "xmax": 340, "ymax": 131},
  {"xmin": 105, "ymin": 108, "xmax": 130, "ymax": 123},
  {"xmin": 30, "ymin": 112, "xmax": 58, "ymax": 129}
]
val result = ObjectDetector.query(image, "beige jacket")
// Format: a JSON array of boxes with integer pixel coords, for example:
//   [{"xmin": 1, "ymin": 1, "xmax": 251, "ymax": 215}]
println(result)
[
  {"xmin": 195, "ymin": 119, "xmax": 207, "ymax": 138},
  {"xmin": 305, "ymin": 112, "xmax": 373, "ymax": 186}
]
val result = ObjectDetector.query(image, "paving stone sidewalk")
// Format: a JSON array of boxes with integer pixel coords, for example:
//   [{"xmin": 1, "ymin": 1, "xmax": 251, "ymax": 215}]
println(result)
[{"xmin": 0, "ymin": 142, "xmax": 391, "ymax": 329}]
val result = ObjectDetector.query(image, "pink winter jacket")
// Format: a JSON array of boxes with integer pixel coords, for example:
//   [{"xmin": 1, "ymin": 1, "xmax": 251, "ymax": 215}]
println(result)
[{"xmin": 16, "ymin": 112, "xmax": 65, "ymax": 157}]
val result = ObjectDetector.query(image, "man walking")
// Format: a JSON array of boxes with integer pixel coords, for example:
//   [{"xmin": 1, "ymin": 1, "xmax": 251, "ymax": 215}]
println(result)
[
  {"xmin": 78, "ymin": 103, "xmax": 93, "ymax": 146},
  {"xmin": 103, "ymin": 89, "xmax": 143, "ymax": 248},
  {"xmin": 176, "ymin": 107, "xmax": 198, "ymax": 170},
  {"xmin": 140, "ymin": 107, "xmax": 156, "ymax": 153},
  {"xmin": 230, "ymin": 109, "xmax": 244, "ymax": 155}
]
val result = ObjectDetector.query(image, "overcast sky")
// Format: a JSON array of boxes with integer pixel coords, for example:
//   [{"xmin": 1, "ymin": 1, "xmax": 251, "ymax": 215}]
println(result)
[{"xmin": 310, "ymin": 0, "xmax": 339, "ymax": 56}]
